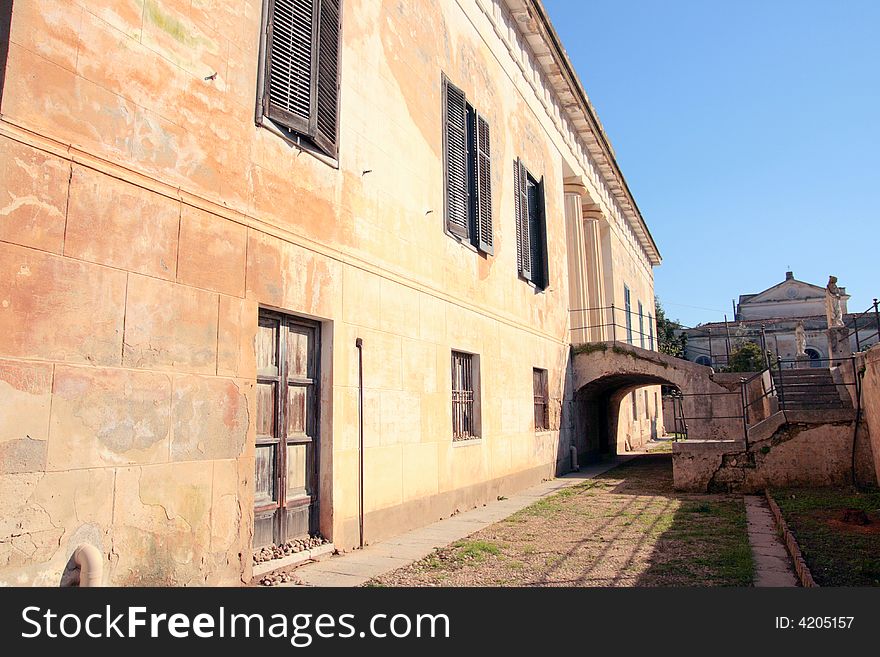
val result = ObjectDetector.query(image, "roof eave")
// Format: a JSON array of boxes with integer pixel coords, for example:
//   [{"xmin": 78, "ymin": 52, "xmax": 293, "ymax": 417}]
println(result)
[{"xmin": 517, "ymin": 0, "xmax": 662, "ymax": 266}]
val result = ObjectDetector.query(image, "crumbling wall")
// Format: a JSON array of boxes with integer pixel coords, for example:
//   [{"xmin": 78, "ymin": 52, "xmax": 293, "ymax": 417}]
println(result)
[{"xmin": 673, "ymin": 416, "xmax": 876, "ymax": 492}]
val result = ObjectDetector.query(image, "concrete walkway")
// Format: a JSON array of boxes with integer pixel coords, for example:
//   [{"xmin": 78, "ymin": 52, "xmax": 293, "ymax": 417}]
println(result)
[
  {"xmin": 285, "ymin": 457, "xmax": 632, "ymax": 587},
  {"xmin": 744, "ymin": 495, "xmax": 798, "ymax": 587}
]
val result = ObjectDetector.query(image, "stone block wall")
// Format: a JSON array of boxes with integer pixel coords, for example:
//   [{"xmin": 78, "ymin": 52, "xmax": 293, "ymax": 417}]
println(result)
[{"xmin": 0, "ymin": 0, "xmax": 663, "ymax": 585}]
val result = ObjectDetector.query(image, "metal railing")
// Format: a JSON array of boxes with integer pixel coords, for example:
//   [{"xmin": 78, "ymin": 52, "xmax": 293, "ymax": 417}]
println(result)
[
  {"xmin": 667, "ymin": 389, "xmax": 742, "ymax": 442},
  {"xmin": 846, "ymin": 299, "xmax": 880, "ymax": 352},
  {"xmin": 680, "ymin": 323, "xmax": 773, "ymax": 370},
  {"xmin": 670, "ymin": 355, "xmax": 861, "ymax": 447},
  {"xmin": 569, "ymin": 304, "xmax": 657, "ymax": 350}
]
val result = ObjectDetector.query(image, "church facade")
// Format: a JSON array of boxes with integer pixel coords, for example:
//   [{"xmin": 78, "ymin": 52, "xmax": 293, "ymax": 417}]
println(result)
[{"xmin": 683, "ymin": 271, "xmax": 876, "ymax": 368}]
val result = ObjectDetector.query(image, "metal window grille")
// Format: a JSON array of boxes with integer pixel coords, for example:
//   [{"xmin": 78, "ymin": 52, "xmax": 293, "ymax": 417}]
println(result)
[
  {"xmin": 452, "ymin": 352, "xmax": 475, "ymax": 441},
  {"xmin": 533, "ymin": 368, "xmax": 549, "ymax": 431}
]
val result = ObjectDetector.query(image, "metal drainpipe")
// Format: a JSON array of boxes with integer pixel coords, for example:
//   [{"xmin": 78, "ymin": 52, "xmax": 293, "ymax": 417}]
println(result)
[{"xmin": 355, "ymin": 337, "xmax": 365, "ymax": 548}]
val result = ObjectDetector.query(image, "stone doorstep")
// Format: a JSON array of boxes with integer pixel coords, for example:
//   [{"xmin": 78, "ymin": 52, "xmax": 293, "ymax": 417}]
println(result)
[{"xmin": 252, "ymin": 543, "xmax": 336, "ymax": 579}]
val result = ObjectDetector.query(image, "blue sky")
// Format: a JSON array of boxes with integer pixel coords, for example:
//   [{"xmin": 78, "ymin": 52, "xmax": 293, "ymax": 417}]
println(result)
[{"xmin": 543, "ymin": 0, "xmax": 879, "ymax": 327}]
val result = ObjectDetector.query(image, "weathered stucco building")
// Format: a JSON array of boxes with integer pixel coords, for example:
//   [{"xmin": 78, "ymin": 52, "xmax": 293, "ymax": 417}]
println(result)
[
  {"xmin": 682, "ymin": 271, "xmax": 876, "ymax": 368},
  {"xmin": 0, "ymin": 0, "xmax": 660, "ymax": 585}
]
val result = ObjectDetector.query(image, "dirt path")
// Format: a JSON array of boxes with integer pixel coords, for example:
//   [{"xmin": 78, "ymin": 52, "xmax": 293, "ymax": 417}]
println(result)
[{"xmin": 370, "ymin": 454, "xmax": 754, "ymax": 587}]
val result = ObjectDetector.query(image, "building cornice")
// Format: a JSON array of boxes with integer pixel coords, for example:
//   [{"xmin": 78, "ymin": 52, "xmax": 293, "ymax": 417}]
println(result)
[{"xmin": 497, "ymin": 0, "xmax": 661, "ymax": 266}]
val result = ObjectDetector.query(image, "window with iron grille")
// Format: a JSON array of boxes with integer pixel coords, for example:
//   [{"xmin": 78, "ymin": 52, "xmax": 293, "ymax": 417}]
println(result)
[
  {"xmin": 533, "ymin": 368, "xmax": 549, "ymax": 431},
  {"xmin": 442, "ymin": 75, "xmax": 493, "ymax": 254},
  {"xmin": 257, "ymin": 0, "xmax": 341, "ymax": 158},
  {"xmin": 514, "ymin": 158, "xmax": 548, "ymax": 290},
  {"xmin": 451, "ymin": 351, "xmax": 478, "ymax": 440}
]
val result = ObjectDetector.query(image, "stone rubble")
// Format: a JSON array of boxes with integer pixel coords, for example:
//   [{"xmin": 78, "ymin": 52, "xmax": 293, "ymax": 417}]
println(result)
[
  {"xmin": 253, "ymin": 535, "xmax": 329, "ymax": 564},
  {"xmin": 259, "ymin": 571, "xmax": 298, "ymax": 587}
]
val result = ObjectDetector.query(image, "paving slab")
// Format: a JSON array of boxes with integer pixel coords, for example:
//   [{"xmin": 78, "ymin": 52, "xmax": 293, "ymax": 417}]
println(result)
[
  {"xmin": 744, "ymin": 495, "xmax": 798, "ymax": 587},
  {"xmin": 282, "ymin": 456, "xmax": 631, "ymax": 587}
]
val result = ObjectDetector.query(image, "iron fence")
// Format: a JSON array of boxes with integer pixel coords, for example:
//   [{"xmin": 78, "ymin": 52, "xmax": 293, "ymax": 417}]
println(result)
[
  {"xmin": 670, "ymin": 355, "xmax": 861, "ymax": 448},
  {"xmin": 846, "ymin": 299, "xmax": 880, "ymax": 352},
  {"xmin": 569, "ymin": 304, "xmax": 657, "ymax": 350}
]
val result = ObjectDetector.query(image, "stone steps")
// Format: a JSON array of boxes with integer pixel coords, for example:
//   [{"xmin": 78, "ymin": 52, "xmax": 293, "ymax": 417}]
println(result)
[{"xmin": 770, "ymin": 367, "xmax": 849, "ymax": 410}]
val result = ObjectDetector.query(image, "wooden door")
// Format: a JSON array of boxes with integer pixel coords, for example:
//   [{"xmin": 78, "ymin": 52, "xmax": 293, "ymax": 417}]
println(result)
[{"xmin": 254, "ymin": 311, "xmax": 320, "ymax": 548}]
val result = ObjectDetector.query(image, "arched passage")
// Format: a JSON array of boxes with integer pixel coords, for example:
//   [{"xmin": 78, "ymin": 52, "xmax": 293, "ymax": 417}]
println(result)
[
  {"xmin": 569, "ymin": 342, "xmax": 746, "ymax": 464},
  {"xmin": 573, "ymin": 373, "xmax": 678, "ymax": 460}
]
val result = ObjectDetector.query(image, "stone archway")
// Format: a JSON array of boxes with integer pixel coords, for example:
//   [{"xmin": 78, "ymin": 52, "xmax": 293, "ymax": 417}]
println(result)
[{"xmin": 570, "ymin": 341, "xmax": 746, "ymax": 461}]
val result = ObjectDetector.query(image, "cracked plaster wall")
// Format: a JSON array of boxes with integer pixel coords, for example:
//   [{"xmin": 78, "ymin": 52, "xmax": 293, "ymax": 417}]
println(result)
[{"xmin": 0, "ymin": 0, "xmax": 657, "ymax": 583}]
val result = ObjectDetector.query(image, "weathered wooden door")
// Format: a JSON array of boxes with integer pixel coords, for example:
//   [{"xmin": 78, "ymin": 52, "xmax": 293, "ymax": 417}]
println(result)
[{"xmin": 254, "ymin": 311, "xmax": 320, "ymax": 548}]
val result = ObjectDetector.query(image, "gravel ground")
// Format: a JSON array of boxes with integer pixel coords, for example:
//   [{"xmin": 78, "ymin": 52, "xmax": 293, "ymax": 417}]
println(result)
[{"xmin": 367, "ymin": 454, "xmax": 753, "ymax": 587}]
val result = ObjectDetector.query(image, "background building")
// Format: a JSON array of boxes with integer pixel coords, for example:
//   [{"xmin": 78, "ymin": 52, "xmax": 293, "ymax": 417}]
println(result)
[{"xmin": 682, "ymin": 271, "xmax": 877, "ymax": 368}]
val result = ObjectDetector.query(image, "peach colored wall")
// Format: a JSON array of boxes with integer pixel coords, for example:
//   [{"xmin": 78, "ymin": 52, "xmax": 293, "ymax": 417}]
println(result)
[
  {"xmin": 858, "ymin": 346, "xmax": 880, "ymax": 482},
  {"xmin": 0, "ymin": 0, "xmax": 657, "ymax": 585}
]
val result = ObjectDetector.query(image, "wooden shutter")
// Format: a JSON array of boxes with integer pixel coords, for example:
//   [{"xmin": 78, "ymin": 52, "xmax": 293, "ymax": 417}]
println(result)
[
  {"xmin": 475, "ymin": 114, "xmax": 493, "ymax": 254},
  {"xmin": 263, "ymin": 0, "xmax": 339, "ymax": 157},
  {"xmin": 514, "ymin": 158, "xmax": 531, "ymax": 280},
  {"xmin": 443, "ymin": 78, "xmax": 469, "ymax": 239},
  {"xmin": 314, "ymin": 0, "xmax": 340, "ymax": 155},
  {"xmin": 265, "ymin": 0, "xmax": 316, "ymax": 135}
]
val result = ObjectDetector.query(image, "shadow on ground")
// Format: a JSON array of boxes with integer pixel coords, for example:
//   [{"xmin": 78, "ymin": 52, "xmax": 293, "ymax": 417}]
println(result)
[{"xmin": 369, "ymin": 454, "xmax": 754, "ymax": 587}]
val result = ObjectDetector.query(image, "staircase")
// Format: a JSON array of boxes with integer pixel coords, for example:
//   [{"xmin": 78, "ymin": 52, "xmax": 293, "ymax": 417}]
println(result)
[{"xmin": 772, "ymin": 367, "xmax": 850, "ymax": 410}]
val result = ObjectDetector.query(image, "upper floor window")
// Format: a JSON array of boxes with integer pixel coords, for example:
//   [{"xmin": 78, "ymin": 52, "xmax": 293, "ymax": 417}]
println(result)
[
  {"xmin": 648, "ymin": 314, "xmax": 655, "ymax": 351},
  {"xmin": 624, "ymin": 285, "xmax": 633, "ymax": 344},
  {"xmin": 638, "ymin": 300, "xmax": 645, "ymax": 349},
  {"xmin": 258, "ymin": 0, "xmax": 341, "ymax": 158},
  {"xmin": 442, "ymin": 76, "xmax": 493, "ymax": 254},
  {"xmin": 514, "ymin": 159, "xmax": 548, "ymax": 290}
]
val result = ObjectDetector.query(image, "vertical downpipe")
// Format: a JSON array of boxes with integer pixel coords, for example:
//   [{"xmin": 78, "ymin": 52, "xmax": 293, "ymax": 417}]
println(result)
[{"xmin": 355, "ymin": 338, "xmax": 365, "ymax": 548}]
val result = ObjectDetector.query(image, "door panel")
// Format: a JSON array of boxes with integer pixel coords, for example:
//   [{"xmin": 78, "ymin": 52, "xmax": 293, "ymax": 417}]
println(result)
[
  {"xmin": 285, "ymin": 442, "xmax": 311, "ymax": 499},
  {"xmin": 255, "ymin": 383, "xmax": 276, "ymax": 437},
  {"xmin": 254, "ymin": 444, "xmax": 276, "ymax": 505},
  {"xmin": 286, "ymin": 328, "xmax": 311, "ymax": 378},
  {"xmin": 253, "ymin": 311, "xmax": 320, "ymax": 548},
  {"xmin": 287, "ymin": 385, "xmax": 308, "ymax": 436}
]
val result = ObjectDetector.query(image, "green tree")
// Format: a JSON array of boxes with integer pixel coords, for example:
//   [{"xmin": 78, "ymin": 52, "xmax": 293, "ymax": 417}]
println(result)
[
  {"xmin": 654, "ymin": 296, "xmax": 686, "ymax": 358},
  {"xmin": 726, "ymin": 341, "xmax": 765, "ymax": 372}
]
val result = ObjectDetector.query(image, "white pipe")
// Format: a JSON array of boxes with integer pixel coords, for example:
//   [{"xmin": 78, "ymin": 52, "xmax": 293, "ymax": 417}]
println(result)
[{"xmin": 73, "ymin": 544, "xmax": 103, "ymax": 587}]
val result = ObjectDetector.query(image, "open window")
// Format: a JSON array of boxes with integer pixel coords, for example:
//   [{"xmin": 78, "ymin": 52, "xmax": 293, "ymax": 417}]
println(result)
[
  {"xmin": 442, "ymin": 75, "xmax": 493, "ymax": 254},
  {"xmin": 257, "ymin": 0, "xmax": 341, "ymax": 158},
  {"xmin": 514, "ymin": 158, "xmax": 548, "ymax": 290}
]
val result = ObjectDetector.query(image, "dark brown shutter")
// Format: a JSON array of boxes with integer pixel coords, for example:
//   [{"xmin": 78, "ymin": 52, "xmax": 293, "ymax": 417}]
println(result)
[
  {"xmin": 443, "ymin": 77, "xmax": 469, "ymax": 239},
  {"xmin": 313, "ymin": 0, "xmax": 340, "ymax": 155},
  {"xmin": 514, "ymin": 158, "xmax": 531, "ymax": 280},
  {"xmin": 475, "ymin": 114, "xmax": 493, "ymax": 255},
  {"xmin": 265, "ymin": 0, "xmax": 315, "ymax": 135}
]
